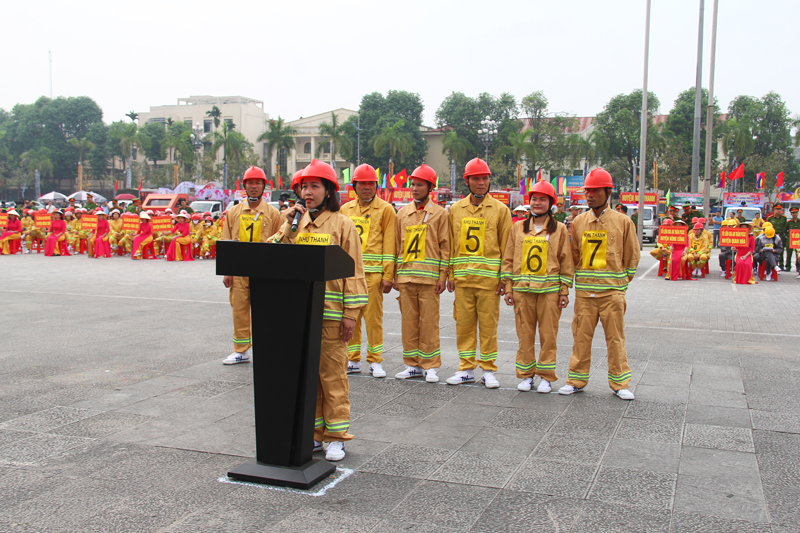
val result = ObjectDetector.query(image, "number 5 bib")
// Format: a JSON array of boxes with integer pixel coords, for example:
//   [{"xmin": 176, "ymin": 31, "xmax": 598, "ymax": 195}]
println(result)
[
  {"xmin": 238, "ymin": 213, "xmax": 262, "ymax": 242},
  {"xmin": 403, "ymin": 224, "xmax": 427, "ymax": 262},
  {"xmin": 581, "ymin": 230, "xmax": 607, "ymax": 270},
  {"xmin": 460, "ymin": 217, "xmax": 486, "ymax": 256},
  {"xmin": 521, "ymin": 236, "xmax": 548, "ymax": 275}
]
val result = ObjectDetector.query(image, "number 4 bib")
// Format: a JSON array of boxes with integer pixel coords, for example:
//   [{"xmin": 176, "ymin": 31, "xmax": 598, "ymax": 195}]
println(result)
[
  {"xmin": 581, "ymin": 230, "xmax": 607, "ymax": 270},
  {"xmin": 404, "ymin": 224, "xmax": 427, "ymax": 263},
  {"xmin": 238, "ymin": 213, "xmax": 262, "ymax": 242}
]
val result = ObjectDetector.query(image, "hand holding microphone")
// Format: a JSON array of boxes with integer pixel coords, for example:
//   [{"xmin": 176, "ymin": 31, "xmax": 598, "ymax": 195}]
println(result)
[{"xmin": 290, "ymin": 198, "xmax": 306, "ymax": 231}]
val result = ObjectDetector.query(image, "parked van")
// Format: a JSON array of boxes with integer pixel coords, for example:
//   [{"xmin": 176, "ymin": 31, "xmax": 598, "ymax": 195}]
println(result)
[{"xmin": 142, "ymin": 193, "xmax": 189, "ymax": 214}]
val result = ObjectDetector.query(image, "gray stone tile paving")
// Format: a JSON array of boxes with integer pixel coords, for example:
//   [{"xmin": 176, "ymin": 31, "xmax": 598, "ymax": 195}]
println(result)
[{"xmin": 2, "ymin": 251, "xmax": 800, "ymax": 531}]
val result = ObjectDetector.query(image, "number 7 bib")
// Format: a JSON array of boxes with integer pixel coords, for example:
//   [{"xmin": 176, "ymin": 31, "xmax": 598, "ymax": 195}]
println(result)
[
  {"xmin": 238, "ymin": 214, "xmax": 262, "ymax": 242},
  {"xmin": 581, "ymin": 230, "xmax": 607, "ymax": 270},
  {"xmin": 403, "ymin": 224, "xmax": 427, "ymax": 263}
]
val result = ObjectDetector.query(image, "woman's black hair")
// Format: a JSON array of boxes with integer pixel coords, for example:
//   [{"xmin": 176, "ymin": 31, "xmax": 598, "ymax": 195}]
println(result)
[
  {"xmin": 523, "ymin": 194, "xmax": 557, "ymax": 235},
  {"xmin": 322, "ymin": 181, "xmax": 340, "ymax": 212}
]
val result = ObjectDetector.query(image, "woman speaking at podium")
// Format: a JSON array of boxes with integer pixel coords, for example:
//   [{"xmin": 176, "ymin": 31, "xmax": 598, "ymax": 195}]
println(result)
[{"xmin": 274, "ymin": 159, "xmax": 368, "ymax": 462}]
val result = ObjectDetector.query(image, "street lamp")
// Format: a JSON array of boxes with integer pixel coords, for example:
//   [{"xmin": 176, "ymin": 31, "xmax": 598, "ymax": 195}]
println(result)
[
  {"xmin": 189, "ymin": 121, "xmax": 204, "ymax": 185},
  {"xmin": 478, "ymin": 116, "xmax": 497, "ymax": 162}
]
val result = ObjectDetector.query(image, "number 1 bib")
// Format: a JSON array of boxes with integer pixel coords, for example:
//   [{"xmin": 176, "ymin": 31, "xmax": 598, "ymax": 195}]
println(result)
[
  {"xmin": 238, "ymin": 213, "xmax": 262, "ymax": 242},
  {"xmin": 460, "ymin": 217, "xmax": 486, "ymax": 256},
  {"xmin": 403, "ymin": 224, "xmax": 427, "ymax": 262},
  {"xmin": 349, "ymin": 216, "xmax": 370, "ymax": 252},
  {"xmin": 521, "ymin": 236, "xmax": 548, "ymax": 275},
  {"xmin": 581, "ymin": 230, "xmax": 607, "ymax": 270}
]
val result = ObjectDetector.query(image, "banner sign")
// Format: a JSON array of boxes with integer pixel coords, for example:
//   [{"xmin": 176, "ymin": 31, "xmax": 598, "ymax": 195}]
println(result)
[
  {"xmin": 489, "ymin": 191, "xmax": 510, "ymax": 205},
  {"xmin": 658, "ymin": 226, "xmax": 688, "ymax": 246},
  {"xmin": 620, "ymin": 192, "xmax": 658, "ymax": 205},
  {"xmin": 790, "ymin": 229, "xmax": 800, "ymax": 250},
  {"xmin": 151, "ymin": 216, "xmax": 173, "ymax": 232},
  {"xmin": 81, "ymin": 214, "xmax": 98, "ymax": 230},
  {"xmin": 719, "ymin": 227, "xmax": 750, "ymax": 247},
  {"xmin": 0, "ymin": 213, "xmax": 7, "ymax": 229},
  {"xmin": 566, "ymin": 175, "xmax": 584, "ymax": 193},
  {"xmin": 722, "ymin": 192, "xmax": 765, "ymax": 206},
  {"xmin": 34, "ymin": 214, "xmax": 52, "ymax": 229},
  {"xmin": 570, "ymin": 192, "xmax": 587, "ymax": 205},
  {"xmin": 122, "ymin": 215, "xmax": 140, "ymax": 232}
]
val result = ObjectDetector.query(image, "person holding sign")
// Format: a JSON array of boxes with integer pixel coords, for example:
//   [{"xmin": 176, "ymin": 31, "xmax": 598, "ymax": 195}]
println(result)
[
  {"xmin": 733, "ymin": 221, "xmax": 756, "ymax": 285},
  {"xmin": 445, "ymin": 157, "xmax": 512, "ymax": 389},
  {"xmin": 340, "ymin": 163, "xmax": 397, "ymax": 379},
  {"xmin": 559, "ymin": 168, "xmax": 640, "ymax": 400},
  {"xmin": 501, "ymin": 181, "xmax": 573, "ymax": 393},
  {"xmin": 273, "ymin": 159, "xmax": 368, "ymax": 462},
  {"xmin": 164, "ymin": 211, "xmax": 193, "ymax": 261},
  {"xmin": 219, "ymin": 166, "xmax": 283, "ymax": 365},
  {"xmin": 108, "ymin": 210, "xmax": 131, "ymax": 254},
  {"xmin": 24, "ymin": 209, "xmax": 49, "ymax": 253},
  {"xmin": 0, "ymin": 210, "xmax": 22, "ymax": 255},
  {"xmin": 90, "ymin": 210, "xmax": 112, "ymax": 258},
  {"xmin": 718, "ymin": 218, "xmax": 739, "ymax": 277},
  {"xmin": 683, "ymin": 223, "xmax": 711, "ymax": 278},
  {"xmin": 755, "ymin": 222, "xmax": 783, "ymax": 280},
  {"xmin": 200, "ymin": 216, "xmax": 219, "ymax": 259},
  {"xmin": 131, "ymin": 212, "xmax": 154, "ymax": 259},
  {"xmin": 393, "ymin": 164, "xmax": 450, "ymax": 383},
  {"xmin": 44, "ymin": 210, "xmax": 69, "ymax": 256}
]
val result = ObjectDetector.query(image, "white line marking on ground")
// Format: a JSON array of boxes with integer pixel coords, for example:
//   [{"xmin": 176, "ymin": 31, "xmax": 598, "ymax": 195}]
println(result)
[
  {"xmin": 0, "ymin": 290, "xmax": 228, "ymax": 305},
  {"xmin": 637, "ymin": 261, "xmax": 660, "ymax": 281},
  {"xmin": 218, "ymin": 466, "xmax": 354, "ymax": 496}
]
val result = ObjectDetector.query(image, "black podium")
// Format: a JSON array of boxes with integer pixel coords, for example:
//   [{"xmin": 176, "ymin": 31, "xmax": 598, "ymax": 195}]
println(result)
[{"xmin": 216, "ymin": 240, "xmax": 355, "ymax": 489}]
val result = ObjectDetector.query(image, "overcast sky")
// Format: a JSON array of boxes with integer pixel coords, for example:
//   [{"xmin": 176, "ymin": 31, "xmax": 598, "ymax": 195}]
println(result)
[{"xmin": 2, "ymin": 0, "xmax": 797, "ymax": 128}]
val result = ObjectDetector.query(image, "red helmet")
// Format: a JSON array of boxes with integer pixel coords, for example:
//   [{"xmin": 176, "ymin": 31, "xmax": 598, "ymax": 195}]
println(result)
[
  {"xmin": 662, "ymin": 218, "xmax": 673, "ymax": 226},
  {"xmin": 37, "ymin": 208, "xmax": 48, "ymax": 215},
  {"xmin": 203, "ymin": 211, "xmax": 211, "ymax": 217},
  {"xmin": 291, "ymin": 170, "xmax": 304, "ymax": 189},
  {"xmin": 698, "ymin": 217, "xmax": 707, "ymax": 224},
  {"xmin": 464, "ymin": 158, "xmax": 491, "ymax": 179},
  {"xmin": 243, "ymin": 166, "xmax": 266, "ymax": 184},
  {"xmin": 691, "ymin": 217, "xmax": 698, "ymax": 224},
  {"xmin": 693, "ymin": 223, "xmax": 704, "ymax": 230},
  {"xmin": 204, "ymin": 216, "xmax": 213, "ymax": 222},
  {"xmin": 410, "ymin": 164, "xmax": 437, "ymax": 185},
  {"xmin": 583, "ymin": 168, "xmax": 614, "ymax": 188},
  {"xmin": 352, "ymin": 163, "xmax": 378, "ymax": 183},
  {"xmin": 529, "ymin": 180, "xmax": 557, "ymax": 204},
  {"xmin": 191, "ymin": 213, "xmax": 202, "ymax": 221},
  {"xmin": 301, "ymin": 159, "xmax": 339, "ymax": 191}
]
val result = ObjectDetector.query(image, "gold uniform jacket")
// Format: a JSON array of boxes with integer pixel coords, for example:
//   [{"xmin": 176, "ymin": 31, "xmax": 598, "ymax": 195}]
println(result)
[
  {"xmin": 395, "ymin": 200, "xmax": 450, "ymax": 285},
  {"xmin": 571, "ymin": 208, "xmax": 640, "ymax": 297},
  {"xmin": 501, "ymin": 220, "xmax": 574, "ymax": 295},
  {"xmin": 271, "ymin": 210, "xmax": 368, "ymax": 322},
  {"xmin": 340, "ymin": 197, "xmax": 397, "ymax": 283},
  {"xmin": 448, "ymin": 194, "xmax": 512, "ymax": 290},
  {"xmin": 220, "ymin": 201, "xmax": 282, "ymax": 244}
]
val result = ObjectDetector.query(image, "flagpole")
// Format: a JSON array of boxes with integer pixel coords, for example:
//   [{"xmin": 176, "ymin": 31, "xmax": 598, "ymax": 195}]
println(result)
[
  {"xmin": 691, "ymin": 0, "xmax": 705, "ymax": 194},
  {"xmin": 703, "ymin": 0, "xmax": 718, "ymax": 219},
  {"xmin": 637, "ymin": 0, "xmax": 651, "ymax": 249}
]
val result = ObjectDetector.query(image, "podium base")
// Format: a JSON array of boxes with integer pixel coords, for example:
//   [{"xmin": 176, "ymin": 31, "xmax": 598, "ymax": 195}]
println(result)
[{"xmin": 228, "ymin": 458, "xmax": 336, "ymax": 489}]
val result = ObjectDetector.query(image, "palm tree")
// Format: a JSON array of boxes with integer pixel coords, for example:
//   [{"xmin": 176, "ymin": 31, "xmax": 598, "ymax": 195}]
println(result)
[
  {"xmin": 721, "ymin": 118, "xmax": 754, "ymax": 171},
  {"xmin": 441, "ymin": 130, "xmax": 473, "ymax": 187},
  {"xmin": 21, "ymin": 148, "xmax": 53, "ymax": 198},
  {"xmin": 166, "ymin": 118, "xmax": 175, "ymax": 126},
  {"xmin": 500, "ymin": 129, "xmax": 541, "ymax": 180},
  {"xmin": 257, "ymin": 117, "xmax": 297, "ymax": 179},
  {"xmin": 372, "ymin": 119, "xmax": 413, "ymax": 178},
  {"xmin": 68, "ymin": 137, "xmax": 95, "ymax": 165},
  {"xmin": 206, "ymin": 106, "xmax": 222, "ymax": 130},
  {"xmin": 209, "ymin": 122, "xmax": 252, "ymax": 186},
  {"xmin": 125, "ymin": 111, "xmax": 139, "ymax": 123},
  {"xmin": 316, "ymin": 112, "xmax": 353, "ymax": 167},
  {"xmin": 109, "ymin": 121, "xmax": 151, "ymax": 185}
]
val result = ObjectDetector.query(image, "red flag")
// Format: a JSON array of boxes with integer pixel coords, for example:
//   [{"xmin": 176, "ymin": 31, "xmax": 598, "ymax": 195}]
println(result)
[
  {"xmin": 269, "ymin": 179, "xmax": 273, "ymax": 189},
  {"xmin": 719, "ymin": 171, "xmax": 726, "ymax": 189},
  {"xmin": 729, "ymin": 163, "xmax": 745, "ymax": 181},
  {"xmin": 536, "ymin": 169, "xmax": 543, "ymax": 183},
  {"xmin": 114, "ymin": 181, "xmax": 118, "ymax": 193},
  {"xmin": 236, "ymin": 178, "xmax": 240, "ymax": 190},
  {"xmin": 777, "ymin": 171, "xmax": 784, "ymax": 188},
  {"xmin": 394, "ymin": 169, "xmax": 408, "ymax": 187},
  {"xmin": 138, "ymin": 179, "xmax": 142, "ymax": 192},
  {"xmin": 279, "ymin": 176, "xmax": 283, "ymax": 189}
]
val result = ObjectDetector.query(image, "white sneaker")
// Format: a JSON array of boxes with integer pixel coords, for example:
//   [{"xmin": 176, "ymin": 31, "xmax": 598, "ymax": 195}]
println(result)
[
  {"xmin": 325, "ymin": 441, "xmax": 345, "ymax": 461},
  {"xmin": 24, "ymin": 249, "xmax": 31, "ymax": 254},
  {"xmin": 537, "ymin": 379, "xmax": 552, "ymax": 393},
  {"xmin": 446, "ymin": 371, "xmax": 475, "ymax": 385},
  {"xmin": 347, "ymin": 362, "xmax": 361, "ymax": 374},
  {"xmin": 614, "ymin": 388, "xmax": 635, "ymax": 400},
  {"xmin": 223, "ymin": 348, "xmax": 251, "ymax": 365},
  {"xmin": 796, "ymin": 274, "xmax": 800, "ymax": 279},
  {"xmin": 425, "ymin": 368, "xmax": 439, "ymax": 383},
  {"xmin": 313, "ymin": 440, "xmax": 323, "ymax": 452},
  {"xmin": 775, "ymin": 266, "xmax": 782, "ymax": 272},
  {"xmin": 395, "ymin": 366, "xmax": 424, "ymax": 379},
  {"xmin": 517, "ymin": 377, "xmax": 533, "ymax": 391},
  {"xmin": 481, "ymin": 371, "xmax": 500, "ymax": 389},
  {"xmin": 369, "ymin": 363, "xmax": 386, "ymax": 378},
  {"xmin": 558, "ymin": 385, "xmax": 584, "ymax": 395},
  {"xmin": 720, "ymin": 271, "xmax": 726, "ymax": 277}
]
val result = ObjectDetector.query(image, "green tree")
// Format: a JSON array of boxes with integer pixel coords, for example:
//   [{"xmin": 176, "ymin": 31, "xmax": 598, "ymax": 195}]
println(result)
[
  {"xmin": 663, "ymin": 88, "xmax": 721, "ymax": 184},
  {"xmin": 140, "ymin": 122, "xmax": 166, "ymax": 167},
  {"xmin": 125, "ymin": 111, "xmax": 138, "ymax": 123},
  {"xmin": 86, "ymin": 122, "xmax": 111, "ymax": 184},
  {"xmin": 109, "ymin": 121, "xmax": 151, "ymax": 175},
  {"xmin": 257, "ymin": 116, "xmax": 297, "ymax": 179},
  {"xmin": 498, "ymin": 126, "xmax": 539, "ymax": 187},
  {"xmin": 206, "ymin": 106, "xmax": 222, "ymax": 129},
  {"xmin": 518, "ymin": 91, "xmax": 577, "ymax": 178},
  {"xmin": 316, "ymin": 112, "xmax": 353, "ymax": 167},
  {"xmin": 21, "ymin": 148, "xmax": 53, "ymax": 196},
  {"xmin": 372, "ymin": 119, "xmax": 413, "ymax": 176},
  {"xmin": 441, "ymin": 130, "xmax": 473, "ymax": 186},
  {"xmin": 209, "ymin": 122, "xmax": 252, "ymax": 183},
  {"xmin": 67, "ymin": 137, "xmax": 95, "ymax": 165}
]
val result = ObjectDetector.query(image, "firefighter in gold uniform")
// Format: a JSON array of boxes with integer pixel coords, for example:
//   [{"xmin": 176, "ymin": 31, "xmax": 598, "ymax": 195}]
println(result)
[{"xmin": 340, "ymin": 163, "xmax": 396, "ymax": 378}]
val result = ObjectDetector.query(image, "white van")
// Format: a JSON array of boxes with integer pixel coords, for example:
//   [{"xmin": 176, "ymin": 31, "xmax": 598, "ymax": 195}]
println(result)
[
  {"xmin": 724, "ymin": 206, "xmax": 762, "ymax": 223},
  {"xmin": 624, "ymin": 205, "xmax": 658, "ymax": 243}
]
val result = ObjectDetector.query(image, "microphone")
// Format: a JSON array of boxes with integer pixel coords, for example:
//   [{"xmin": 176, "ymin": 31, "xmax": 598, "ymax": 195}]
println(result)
[{"xmin": 291, "ymin": 198, "xmax": 306, "ymax": 232}]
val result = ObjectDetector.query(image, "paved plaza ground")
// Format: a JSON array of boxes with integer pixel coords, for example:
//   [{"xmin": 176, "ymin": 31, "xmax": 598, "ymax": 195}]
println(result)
[{"xmin": 1, "ymin": 249, "xmax": 800, "ymax": 532}]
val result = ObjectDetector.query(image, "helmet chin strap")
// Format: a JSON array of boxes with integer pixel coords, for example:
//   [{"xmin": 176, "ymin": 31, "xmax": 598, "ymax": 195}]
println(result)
[
  {"xmin": 413, "ymin": 193, "xmax": 429, "ymax": 204},
  {"xmin": 308, "ymin": 194, "xmax": 329, "ymax": 213},
  {"xmin": 362, "ymin": 195, "xmax": 375, "ymax": 203},
  {"xmin": 532, "ymin": 211, "xmax": 549, "ymax": 219},
  {"xmin": 247, "ymin": 196, "xmax": 261, "ymax": 202}
]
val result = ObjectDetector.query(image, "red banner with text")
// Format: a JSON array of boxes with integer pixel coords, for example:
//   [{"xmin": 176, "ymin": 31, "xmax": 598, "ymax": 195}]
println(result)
[
  {"xmin": 790, "ymin": 229, "xmax": 800, "ymax": 250},
  {"xmin": 121, "ymin": 215, "xmax": 140, "ymax": 232},
  {"xmin": 719, "ymin": 227, "xmax": 750, "ymax": 247},
  {"xmin": 81, "ymin": 215, "xmax": 98, "ymax": 230},
  {"xmin": 34, "ymin": 214, "xmax": 52, "ymax": 230},
  {"xmin": 658, "ymin": 226, "xmax": 688, "ymax": 246},
  {"xmin": 151, "ymin": 216, "xmax": 173, "ymax": 232}
]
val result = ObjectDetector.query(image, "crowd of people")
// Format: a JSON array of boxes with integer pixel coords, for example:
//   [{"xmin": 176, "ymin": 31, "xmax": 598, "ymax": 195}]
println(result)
[{"xmin": 221, "ymin": 159, "xmax": 639, "ymax": 462}]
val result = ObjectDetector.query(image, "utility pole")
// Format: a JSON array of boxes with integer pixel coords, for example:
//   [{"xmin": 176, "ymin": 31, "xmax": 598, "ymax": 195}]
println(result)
[
  {"xmin": 637, "ymin": 0, "xmax": 652, "ymax": 248},
  {"xmin": 703, "ymin": 0, "xmax": 719, "ymax": 218},
  {"xmin": 49, "ymin": 51, "xmax": 52, "ymax": 98},
  {"xmin": 691, "ymin": 0, "xmax": 705, "ymax": 193}
]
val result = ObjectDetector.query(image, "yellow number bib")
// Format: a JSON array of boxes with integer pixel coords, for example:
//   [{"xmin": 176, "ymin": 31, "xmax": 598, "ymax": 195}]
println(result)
[
  {"xmin": 403, "ymin": 224, "xmax": 427, "ymax": 263},
  {"xmin": 691, "ymin": 239, "xmax": 702, "ymax": 251},
  {"xmin": 460, "ymin": 217, "xmax": 486, "ymax": 256},
  {"xmin": 521, "ymin": 236, "xmax": 548, "ymax": 276},
  {"xmin": 238, "ymin": 214, "xmax": 262, "ymax": 242},
  {"xmin": 297, "ymin": 233, "xmax": 331, "ymax": 245},
  {"xmin": 581, "ymin": 230, "xmax": 607, "ymax": 270},
  {"xmin": 350, "ymin": 216, "xmax": 370, "ymax": 252}
]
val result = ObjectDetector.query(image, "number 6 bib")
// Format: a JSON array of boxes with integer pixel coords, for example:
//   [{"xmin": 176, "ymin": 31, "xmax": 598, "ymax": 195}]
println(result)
[
  {"xmin": 581, "ymin": 230, "xmax": 607, "ymax": 270},
  {"xmin": 521, "ymin": 236, "xmax": 548, "ymax": 275}
]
